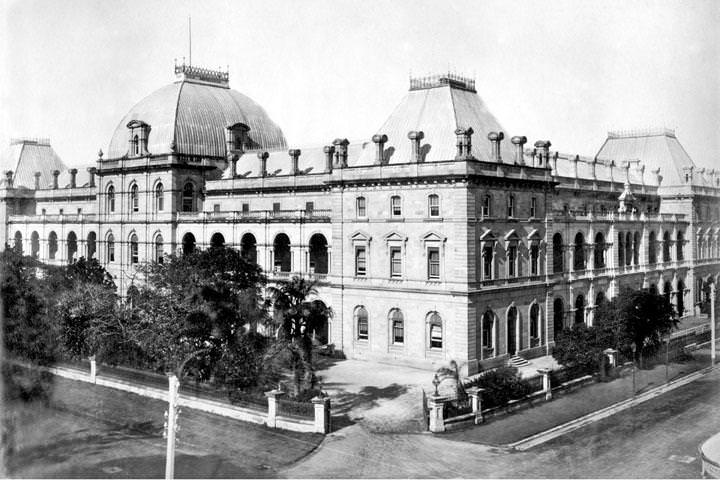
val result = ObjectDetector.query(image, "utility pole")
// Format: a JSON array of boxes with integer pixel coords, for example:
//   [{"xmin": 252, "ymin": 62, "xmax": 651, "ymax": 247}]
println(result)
[{"xmin": 164, "ymin": 373, "xmax": 180, "ymax": 480}]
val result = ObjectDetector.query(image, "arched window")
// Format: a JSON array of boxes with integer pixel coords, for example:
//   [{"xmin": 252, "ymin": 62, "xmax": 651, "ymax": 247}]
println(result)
[
  {"xmin": 86, "ymin": 232, "xmax": 96, "ymax": 259},
  {"xmin": 48, "ymin": 231, "xmax": 58, "ymax": 260},
  {"xmin": 676, "ymin": 281, "xmax": 685, "ymax": 317},
  {"xmin": 618, "ymin": 232, "xmax": 625, "ymax": 266},
  {"xmin": 507, "ymin": 306, "xmax": 518, "ymax": 355},
  {"xmin": 309, "ymin": 233, "xmax": 329, "ymax": 274},
  {"xmin": 107, "ymin": 185, "xmax": 115, "ymax": 213},
  {"xmin": 663, "ymin": 280, "xmax": 672, "ymax": 306},
  {"xmin": 428, "ymin": 194, "xmax": 440, "ymax": 217},
  {"xmin": 241, "ymin": 233, "xmax": 257, "ymax": 264},
  {"xmin": 13, "ymin": 231, "xmax": 22, "ymax": 255},
  {"xmin": 676, "ymin": 231, "xmax": 684, "ymax": 261},
  {"xmin": 129, "ymin": 234, "xmax": 139, "ymax": 264},
  {"xmin": 428, "ymin": 312, "xmax": 443, "ymax": 349},
  {"xmin": 390, "ymin": 309, "xmax": 404, "ymax": 344},
  {"xmin": 481, "ymin": 310, "xmax": 495, "ymax": 357},
  {"xmin": 633, "ymin": 232, "xmax": 640, "ymax": 265},
  {"xmin": 574, "ymin": 232, "xmax": 585, "ymax": 271},
  {"xmin": 155, "ymin": 234, "xmax": 164, "ymax": 263},
  {"xmin": 507, "ymin": 194, "xmax": 515, "ymax": 218},
  {"xmin": 530, "ymin": 303, "xmax": 541, "ymax": 347},
  {"xmin": 594, "ymin": 232, "xmax": 605, "ymax": 269},
  {"xmin": 663, "ymin": 231, "xmax": 671, "ymax": 262},
  {"xmin": 482, "ymin": 195, "xmax": 492, "ymax": 217},
  {"xmin": 182, "ymin": 233, "xmax": 196, "ymax": 255},
  {"xmin": 210, "ymin": 232, "xmax": 225, "ymax": 248},
  {"xmin": 596, "ymin": 291, "xmax": 606, "ymax": 307},
  {"xmin": 553, "ymin": 233, "xmax": 564, "ymax": 273},
  {"xmin": 648, "ymin": 231, "xmax": 657, "ymax": 264},
  {"xmin": 182, "ymin": 182, "xmax": 195, "ymax": 212},
  {"xmin": 553, "ymin": 298, "xmax": 564, "ymax": 336},
  {"xmin": 67, "ymin": 231, "xmax": 77, "ymax": 263},
  {"xmin": 624, "ymin": 232, "xmax": 632, "ymax": 266},
  {"xmin": 355, "ymin": 306, "xmax": 369, "ymax": 340},
  {"xmin": 482, "ymin": 242, "xmax": 494, "ymax": 280},
  {"xmin": 30, "ymin": 231, "xmax": 39, "ymax": 259},
  {"xmin": 273, "ymin": 233, "xmax": 291, "ymax": 272},
  {"xmin": 130, "ymin": 184, "xmax": 139, "ymax": 213},
  {"xmin": 133, "ymin": 134, "xmax": 139, "ymax": 155},
  {"xmin": 155, "ymin": 183, "xmax": 164, "ymax": 212},
  {"xmin": 106, "ymin": 233, "xmax": 115, "ymax": 262},
  {"xmin": 574, "ymin": 294, "xmax": 585, "ymax": 324}
]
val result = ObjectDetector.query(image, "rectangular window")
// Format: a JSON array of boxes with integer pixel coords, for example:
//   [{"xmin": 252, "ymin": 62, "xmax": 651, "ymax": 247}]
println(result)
[
  {"xmin": 242, "ymin": 203, "xmax": 249, "ymax": 213},
  {"xmin": 390, "ymin": 247, "xmax": 402, "ymax": 277},
  {"xmin": 77, "ymin": 208, "xmax": 82, "ymax": 215},
  {"xmin": 59, "ymin": 209, "xmax": 64, "ymax": 215},
  {"xmin": 427, "ymin": 247, "xmax": 440, "ymax": 279},
  {"xmin": 482, "ymin": 245, "xmax": 493, "ymax": 280},
  {"xmin": 108, "ymin": 244, "xmax": 114, "ymax": 262},
  {"xmin": 213, "ymin": 204, "xmax": 220, "ymax": 212},
  {"xmin": 358, "ymin": 317, "xmax": 368, "ymax": 340},
  {"xmin": 273, "ymin": 202, "xmax": 280, "ymax": 212},
  {"xmin": 391, "ymin": 196, "xmax": 402, "ymax": 217},
  {"xmin": 508, "ymin": 245, "xmax": 517, "ymax": 277},
  {"xmin": 305, "ymin": 201, "xmax": 314, "ymax": 213},
  {"xmin": 507, "ymin": 195, "xmax": 515, "ymax": 218},
  {"xmin": 430, "ymin": 324, "xmax": 443, "ymax": 349},
  {"xmin": 530, "ymin": 197, "xmax": 537, "ymax": 218},
  {"xmin": 355, "ymin": 247, "xmax": 366, "ymax": 276},
  {"xmin": 393, "ymin": 320, "xmax": 404, "ymax": 344},
  {"xmin": 428, "ymin": 195, "xmax": 440, "ymax": 217},
  {"xmin": 531, "ymin": 244, "xmax": 539, "ymax": 275},
  {"xmin": 41, "ymin": 209, "xmax": 46, "ymax": 215},
  {"xmin": 482, "ymin": 196, "xmax": 491, "ymax": 217},
  {"xmin": 356, "ymin": 197, "xmax": 366, "ymax": 217}
]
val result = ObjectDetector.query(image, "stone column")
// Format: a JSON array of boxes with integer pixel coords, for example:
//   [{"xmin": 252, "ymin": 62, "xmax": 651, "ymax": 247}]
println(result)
[
  {"xmin": 537, "ymin": 368, "xmax": 552, "ymax": 400},
  {"xmin": 265, "ymin": 389, "xmax": 284, "ymax": 428},
  {"xmin": 466, "ymin": 387, "xmax": 485, "ymax": 424},
  {"xmin": 427, "ymin": 395, "xmax": 447, "ymax": 433},
  {"xmin": 312, "ymin": 396, "xmax": 331, "ymax": 434}
]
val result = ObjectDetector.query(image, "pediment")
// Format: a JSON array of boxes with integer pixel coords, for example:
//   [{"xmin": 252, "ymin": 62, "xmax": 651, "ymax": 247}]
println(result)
[
  {"xmin": 504, "ymin": 229, "xmax": 521, "ymax": 241},
  {"xmin": 527, "ymin": 229, "xmax": 542, "ymax": 240},
  {"xmin": 479, "ymin": 229, "xmax": 496, "ymax": 241},
  {"xmin": 351, "ymin": 230, "xmax": 371, "ymax": 242},
  {"xmin": 384, "ymin": 230, "xmax": 406, "ymax": 242},
  {"xmin": 422, "ymin": 230, "xmax": 446, "ymax": 242}
]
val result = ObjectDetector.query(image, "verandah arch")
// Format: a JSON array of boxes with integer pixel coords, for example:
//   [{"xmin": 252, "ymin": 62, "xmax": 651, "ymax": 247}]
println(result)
[{"xmin": 309, "ymin": 233, "xmax": 328, "ymax": 274}]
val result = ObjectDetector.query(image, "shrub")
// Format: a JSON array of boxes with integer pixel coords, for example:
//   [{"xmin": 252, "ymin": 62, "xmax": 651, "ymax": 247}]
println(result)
[{"xmin": 465, "ymin": 367, "xmax": 533, "ymax": 410}]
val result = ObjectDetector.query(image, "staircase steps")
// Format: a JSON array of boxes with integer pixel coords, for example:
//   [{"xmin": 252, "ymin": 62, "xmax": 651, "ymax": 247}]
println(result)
[{"xmin": 507, "ymin": 355, "xmax": 530, "ymax": 368}]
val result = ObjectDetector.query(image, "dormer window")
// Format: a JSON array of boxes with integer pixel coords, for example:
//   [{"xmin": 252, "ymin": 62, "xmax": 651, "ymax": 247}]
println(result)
[
  {"xmin": 226, "ymin": 122, "xmax": 250, "ymax": 154},
  {"xmin": 127, "ymin": 120, "xmax": 150, "ymax": 157}
]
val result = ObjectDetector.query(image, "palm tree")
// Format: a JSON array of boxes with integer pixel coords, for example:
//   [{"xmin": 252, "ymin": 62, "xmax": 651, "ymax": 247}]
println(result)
[{"xmin": 267, "ymin": 276, "xmax": 332, "ymax": 395}]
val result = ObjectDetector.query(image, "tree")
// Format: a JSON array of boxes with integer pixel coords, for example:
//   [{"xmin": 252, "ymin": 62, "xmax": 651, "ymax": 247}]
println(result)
[
  {"xmin": 552, "ymin": 323, "xmax": 606, "ymax": 373},
  {"xmin": 267, "ymin": 276, "xmax": 332, "ymax": 395}
]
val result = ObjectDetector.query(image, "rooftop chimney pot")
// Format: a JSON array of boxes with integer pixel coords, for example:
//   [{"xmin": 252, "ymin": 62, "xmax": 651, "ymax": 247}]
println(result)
[
  {"xmin": 69, "ymin": 168, "xmax": 78, "ymax": 188},
  {"xmin": 52, "ymin": 170, "xmax": 60, "ymax": 189},
  {"xmin": 408, "ymin": 131, "xmax": 425, "ymax": 163},
  {"xmin": 333, "ymin": 138, "xmax": 349, "ymax": 168},
  {"xmin": 372, "ymin": 134, "xmax": 388, "ymax": 165},
  {"xmin": 289, "ymin": 149, "xmax": 302, "ymax": 175},
  {"xmin": 34, "ymin": 171, "xmax": 42, "ymax": 189},
  {"xmin": 454, "ymin": 127, "xmax": 474, "ymax": 160},
  {"xmin": 510, "ymin": 135, "xmax": 527, "ymax": 165},
  {"xmin": 87, "ymin": 167, "xmax": 96, "ymax": 187},
  {"xmin": 323, "ymin": 145, "xmax": 335, "ymax": 173},
  {"xmin": 257, "ymin": 151, "xmax": 269, "ymax": 177}
]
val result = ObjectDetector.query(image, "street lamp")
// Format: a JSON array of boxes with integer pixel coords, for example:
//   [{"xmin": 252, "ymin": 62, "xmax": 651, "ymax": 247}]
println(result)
[{"xmin": 631, "ymin": 342, "xmax": 637, "ymax": 396}]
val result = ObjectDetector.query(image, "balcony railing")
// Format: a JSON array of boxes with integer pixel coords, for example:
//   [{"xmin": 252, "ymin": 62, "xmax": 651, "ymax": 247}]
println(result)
[
  {"xmin": 176, "ymin": 209, "xmax": 331, "ymax": 222},
  {"xmin": 8, "ymin": 213, "xmax": 98, "ymax": 223}
]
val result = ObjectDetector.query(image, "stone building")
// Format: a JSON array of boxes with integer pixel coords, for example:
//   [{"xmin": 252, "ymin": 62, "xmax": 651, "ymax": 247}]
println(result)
[{"xmin": 1, "ymin": 64, "xmax": 718, "ymax": 375}]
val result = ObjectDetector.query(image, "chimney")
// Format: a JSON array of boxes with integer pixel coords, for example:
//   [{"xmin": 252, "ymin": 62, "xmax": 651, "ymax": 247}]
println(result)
[
  {"xmin": 408, "ymin": 131, "xmax": 424, "ymax": 163},
  {"xmin": 34, "ymin": 171, "xmax": 42, "ymax": 189},
  {"xmin": 651, "ymin": 167, "xmax": 662, "ymax": 186},
  {"xmin": 591, "ymin": 158, "xmax": 598, "ymax": 180},
  {"xmin": 510, "ymin": 136, "xmax": 527, "ymax": 165},
  {"xmin": 289, "ymin": 149, "xmax": 301, "ymax": 175},
  {"xmin": 69, "ymin": 168, "xmax": 78, "ymax": 188},
  {"xmin": 230, "ymin": 154, "xmax": 239, "ymax": 178},
  {"xmin": 257, "ymin": 151, "xmax": 269, "ymax": 177},
  {"xmin": 623, "ymin": 161, "xmax": 631, "ymax": 185},
  {"xmin": 333, "ymin": 138, "xmax": 349, "ymax": 168},
  {"xmin": 487, "ymin": 131, "xmax": 504, "ymax": 163},
  {"xmin": 52, "ymin": 170, "xmax": 60, "ymax": 189},
  {"xmin": 454, "ymin": 127, "xmax": 474, "ymax": 160},
  {"xmin": 4, "ymin": 171, "xmax": 13, "ymax": 188},
  {"xmin": 534, "ymin": 140, "xmax": 551, "ymax": 167},
  {"xmin": 609, "ymin": 161, "xmax": 615, "ymax": 187},
  {"xmin": 372, "ymin": 134, "xmax": 388, "ymax": 165},
  {"xmin": 323, "ymin": 145, "xmax": 335, "ymax": 173},
  {"xmin": 638, "ymin": 164, "xmax": 646, "ymax": 193},
  {"xmin": 573, "ymin": 155, "xmax": 579, "ymax": 179},
  {"xmin": 87, "ymin": 167, "xmax": 96, "ymax": 187}
]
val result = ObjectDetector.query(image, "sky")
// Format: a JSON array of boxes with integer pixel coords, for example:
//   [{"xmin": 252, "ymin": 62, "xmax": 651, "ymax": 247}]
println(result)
[{"xmin": 1, "ymin": 0, "xmax": 718, "ymax": 170}]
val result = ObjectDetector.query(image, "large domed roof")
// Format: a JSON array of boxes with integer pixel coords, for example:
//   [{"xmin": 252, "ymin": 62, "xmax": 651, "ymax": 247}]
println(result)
[{"xmin": 107, "ymin": 66, "xmax": 287, "ymax": 159}]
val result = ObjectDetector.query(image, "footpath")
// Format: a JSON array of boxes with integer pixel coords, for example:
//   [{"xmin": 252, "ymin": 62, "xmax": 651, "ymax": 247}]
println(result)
[{"xmin": 442, "ymin": 355, "xmax": 710, "ymax": 446}]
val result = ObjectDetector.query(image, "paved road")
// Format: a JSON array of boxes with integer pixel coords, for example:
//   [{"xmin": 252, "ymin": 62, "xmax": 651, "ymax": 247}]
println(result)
[{"xmin": 283, "ymin": 367, "xmax": 720, "ymax": 478}]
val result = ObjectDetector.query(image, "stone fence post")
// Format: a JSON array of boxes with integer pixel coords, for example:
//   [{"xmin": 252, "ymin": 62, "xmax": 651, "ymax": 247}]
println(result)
[
  {"xmin": 537, "ymin": 368, "xmax": 552, "ymax": 400},
  {"xmin": 466, "ymin": 387, "xmax": 485, "ymax": 424},
  {"xmin": 427, "ymin": 395, "xmax": 447, "ymax": 433},
  {"xmin": 312, "ymin": 396, "xmax": 331, "ymax": 434},
  {"xmin": 604, "ymin": 348, "xmax": 618, "ymax": 368},
  {"xmin": 89, "ymin": 355, "xmax": 97, "ymax": 384},
  {"xmin": 265, "ymin": 389, "xmax": 284, "ymax": 428}
]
